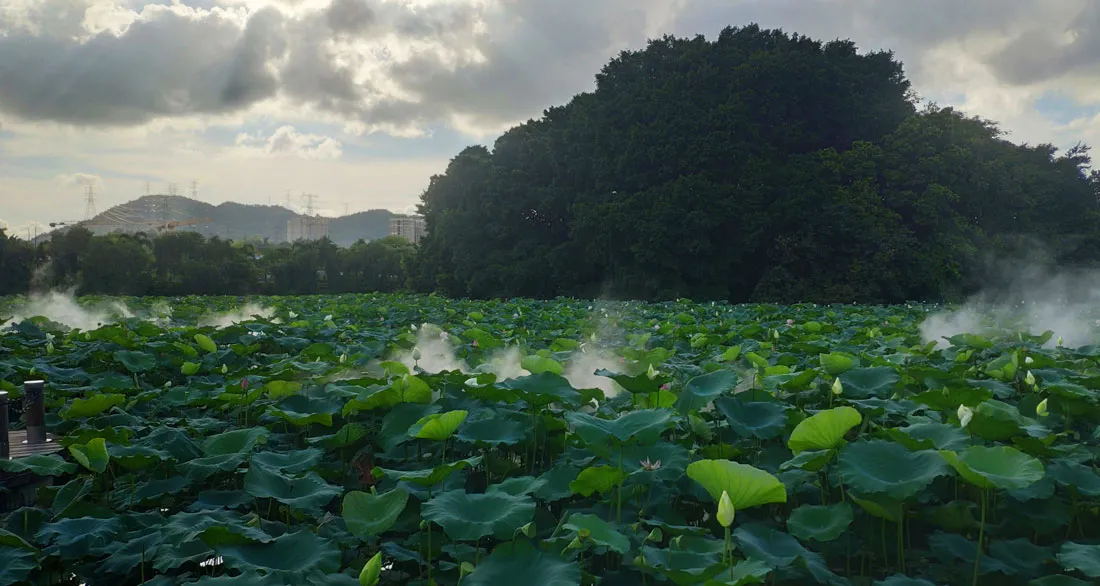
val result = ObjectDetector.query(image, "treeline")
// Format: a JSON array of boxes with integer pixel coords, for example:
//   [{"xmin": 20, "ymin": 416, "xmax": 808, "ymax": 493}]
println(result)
[
  {"xmin": 412, "ymin": 25, "xmax": 1100, "ymax": 303},
  {"xmin": 0, "ymin": 229, "xmax": 415, "ymax": 296},
  {"xmin": 5, "ymin": 25, "xmax": 1100, "ymax": 304}
]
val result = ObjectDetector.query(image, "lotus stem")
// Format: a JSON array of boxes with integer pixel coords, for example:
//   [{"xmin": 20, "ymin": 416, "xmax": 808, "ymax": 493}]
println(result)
[
  {"xmin": 972, "ymin": 488, "xmax": 987, "ymax": 586},
  {"xmin": 617, "ymin": 447, "xmax": 624, "ymax": 524}
]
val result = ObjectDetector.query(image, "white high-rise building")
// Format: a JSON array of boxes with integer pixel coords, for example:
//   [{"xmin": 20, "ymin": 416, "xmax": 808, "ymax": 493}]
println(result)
[{"xmin": 389, "ymin": 215, "xmax": 427, "ymax": 244}]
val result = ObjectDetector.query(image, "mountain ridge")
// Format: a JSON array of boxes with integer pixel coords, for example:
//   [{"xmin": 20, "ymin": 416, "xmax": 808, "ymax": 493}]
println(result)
[{"xmin": 76, "ymin": 195, "xmax": 397, "ymax": 247}]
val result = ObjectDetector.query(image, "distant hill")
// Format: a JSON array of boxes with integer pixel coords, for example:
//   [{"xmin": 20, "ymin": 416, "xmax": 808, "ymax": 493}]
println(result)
[{"xmin": 73, "ymin": 195, "xmax": 396, "ymax": 247}]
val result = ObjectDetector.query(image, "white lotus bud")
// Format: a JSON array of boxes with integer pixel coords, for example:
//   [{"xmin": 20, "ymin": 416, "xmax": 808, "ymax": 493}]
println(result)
[{"xmin": 957, "ymin": 404, "xmax": 973, "ymax": 428}]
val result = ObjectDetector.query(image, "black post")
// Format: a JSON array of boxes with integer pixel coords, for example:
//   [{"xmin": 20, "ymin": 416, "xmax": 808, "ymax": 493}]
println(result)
[
  {"xmin": 23, "ymin": 380, "xmax": 46, "ymax": 445},
  {"xmin": 0, "ymin": 391, "xmax": 8, "ymax": 459}
]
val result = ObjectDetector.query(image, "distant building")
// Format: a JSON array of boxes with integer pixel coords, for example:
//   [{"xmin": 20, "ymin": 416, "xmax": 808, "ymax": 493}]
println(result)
[
  {"xmin": 287, "ymin": 216, "xmax": 330, "ymax": 242},
  {"xmin": 389, "ymin": 215, "xmax": 427, "ymax": 245}
]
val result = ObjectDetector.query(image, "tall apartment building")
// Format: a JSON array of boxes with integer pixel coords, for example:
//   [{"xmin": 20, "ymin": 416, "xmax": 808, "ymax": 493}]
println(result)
[{"xmin": 389, "ymin": 214, "xmax": 427, "ymax": 245}]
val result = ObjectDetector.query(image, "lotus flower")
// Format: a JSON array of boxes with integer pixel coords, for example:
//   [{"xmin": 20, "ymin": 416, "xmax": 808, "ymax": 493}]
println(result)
[
  {"xmin": 717, "ymin": 490, "xmax": 735, "ymax": 527},
  {"xmin": 1036, "ymin": 398, "xmax": 1049, "ymax": 417},
  {"xmin": 957, "ymin": 404, "xmax": 973, "ymax": 428},
  {"xmin": 1025, "ymin": 370, "xmax": 1036, "ymax": 387},
  {"xmin": 832, "ymin": 378, "xmax": 843, "ymax": 396}
]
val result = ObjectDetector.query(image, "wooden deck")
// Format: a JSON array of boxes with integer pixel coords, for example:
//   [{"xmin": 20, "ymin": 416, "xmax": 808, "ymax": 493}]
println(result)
[{"xmin": 4, "ymin": 430, "xmax": 63, "ymax": 460}]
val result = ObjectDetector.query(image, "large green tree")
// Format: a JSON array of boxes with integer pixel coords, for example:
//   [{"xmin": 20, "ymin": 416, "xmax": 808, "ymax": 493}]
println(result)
[{"xmin": 413, "ymin": 25, "xmax": 1100, "ymax": 303}]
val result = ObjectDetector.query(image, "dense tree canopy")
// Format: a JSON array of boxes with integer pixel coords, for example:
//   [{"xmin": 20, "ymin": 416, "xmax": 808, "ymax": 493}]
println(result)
[
  {"xmin": 0, "ymin": 228, "xmax": 417, "ymax": 297},
  {"xmin": 413, "ymin": 25, "xmax": 1100, "ymax": 303}
]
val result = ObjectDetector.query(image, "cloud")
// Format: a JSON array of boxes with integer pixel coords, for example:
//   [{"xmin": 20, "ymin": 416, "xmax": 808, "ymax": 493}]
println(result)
[
  {"xmin": 0, "ymin": 0, "xmax": 684, "ymax": 134},
  {"xmin": 233, "ymin": 124, "xmax": 344, "ymax": 159},
  {"xmin": 55, "ymin": 172, "xmax": 104, "ymax": 188},
  {"xmin": 0, "ymin": 2, "xmax": 284, "ymax": 125}
]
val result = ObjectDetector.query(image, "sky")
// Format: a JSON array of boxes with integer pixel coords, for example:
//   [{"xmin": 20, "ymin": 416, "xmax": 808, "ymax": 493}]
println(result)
[{"xmin": 3, "ymin": 0, "xmax": 1100, "ymax": 237}]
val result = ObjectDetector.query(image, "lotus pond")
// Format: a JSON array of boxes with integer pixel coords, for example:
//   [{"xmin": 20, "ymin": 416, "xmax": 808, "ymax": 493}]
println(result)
[{"xmin": 1, "ymin": 294, "xmax": 1100, "ymax": 586}]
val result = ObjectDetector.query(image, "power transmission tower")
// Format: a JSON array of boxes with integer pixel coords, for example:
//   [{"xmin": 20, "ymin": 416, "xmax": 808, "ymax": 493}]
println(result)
[
  {"xmin": 190, "ymin": 180, "xmax": 199, "ymax": 200},
  {"xmin": 144, "ymin": 181, "xmax": 151, "ymax": 195},
  {"xmin": 302, "ymin": 193, "xmax": 319, "ymax": 217},
  {"xmin": 167, "ymin": 183, "xmax": 178, "ymax": 197},
  {"xmin": 84, "ymin": 185, "xmax": 97, "ymax": 221}
]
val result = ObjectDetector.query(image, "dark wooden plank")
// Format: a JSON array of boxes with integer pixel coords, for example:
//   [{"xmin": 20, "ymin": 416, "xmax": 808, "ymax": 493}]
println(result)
[{"xmin": 5, "ymin": 431, "xmax": 63, "ymax": 459}]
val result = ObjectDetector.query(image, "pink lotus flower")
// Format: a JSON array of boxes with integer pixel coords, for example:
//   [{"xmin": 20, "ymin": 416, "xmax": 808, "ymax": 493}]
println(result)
[
  {"xmin": 660, "ymin": 383, "xmax": 670, "ymax": 391},
  {"xmin": 786, "ymin": 319, "xmax": 794, "ymax": 326},
  {"xmin": 241, "ymin": 378, "xmax": 250, "ymax": 390},
  {"xmin": 472, "ymin": 339, "xmax": 479, "ymax": 347}
]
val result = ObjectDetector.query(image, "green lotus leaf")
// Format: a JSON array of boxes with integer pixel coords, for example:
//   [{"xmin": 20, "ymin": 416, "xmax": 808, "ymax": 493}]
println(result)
[
  {"xmin": 565, "ymin": 409, "xmax": 676, "ymax": 447},
  {"xmin": 250, "ymin": 448, "xmax": 324, "ymax": 474},
  {"xmin": 465, "ymin": 541, "xmax": 579, "ymax": 586},
  {"xmin": 243, "ymin": 463, "xmax": 341, "ymax": 512},
  {"xmin": 202, "ymin": 427, "xmax": 270, "ymax": 456},
  {"xmin": 487, "ymin": 476, "xmax": 546, "ymax": 496},
  {"xmin": 421, "ymin": 490, "xmax": 536, "ymax": 542},
  {"xmin": 849, "ymin": 492, "xmax": 902, "ymax": 522},
  {"xmin": 96, "ymin": 529, "xmax": 164, "ymax": 576},
  {"xmin": 562, "ymin": 513, "xmax": 630, "ymax": 554},
  {"xmin": 787, "ymin": 502, "xmax": 853, "ymax": 542},
  {"xmin": 213, "ymin": 529, "xmax": 341, "ymax": 577},
  {"xmin": 195, "ymin": 334, "xmax": 218, "ymax": 354},
  {"xmin": 36, "ymin": 516, "xmax": 123, "ymax": 559},
  {"xmin": 676, "ymin": 369, "xmax": 737, "ymax": 414},
  {"xmin": 114, "ymin": 350, "xmax": 157, "ymax": 373},
  {"xmin": 109, "ymin": 475, "xmax": 190, "ymax": 508},
  {"xmin": 521, "ymin": 354, "xmax": 564, "ymax": 375},
  {"xmin": 969, "ymin": 399, "xmax": 1049, "ymax": 440},
  {"xmin": 638, "ymin": 537, "xmax": 725, "ymax": 585},
  {"xmin": 68, "ymin": 437, "xmax": 110, "ymax": 474},
  {"xmin": 838, "ymin": 440, "xmax": 950, "ymax": 500},
  {"xmin": 0, "ymin": 454, "xmax": 77, "ymax": 476},
  {"xmin": 939, "ymin": 445, "xmax": 1045, "ymax": 491},
  {"xmin": 178, "ymin": 453, "xmax": 248, "ymax": 481},
  {"xmin": 1046, "ymin": 460, "xmax": 1100, "ymax": 497},
  {"xmin": 0, "ymin": 546, "xmax": 39, "ymax": 586},
  {"xmin": 374, "ymin": 455, "xmax": 483, "ymax": 487},
  {"xmin": 62, "ymin": 393, "xmax": 126, "ymax": 419},
  {"xmin": 819, "ymin": 352, "xmax": 856, "ymax": 375},
  {"xmin": 265, "ymin": 380, "xmax": 302, "ymax": 400},
  {"xmin": 594, "ymin": 369, "xmax": 664, "ymax": 395},
  {"xmin": 1058, "ymin": 542, "xmax": 1100, "ymax": 578},
  {"xmin": 787, "ymin": 406, "xmax": 862, "ymax": 454},
  {"xmin": 343, "ymin": 488, "xmax": 409, "ymax": 539},
  {"xmin": 885, "ymin": 421, "xmax": 969, "ymax": 451},
  {"xmin": 733, "ymin": 522, "xmax": 842, "ymax": 583},
  {"xmin": 454, "ymin": 409, "xmax": 529, "ymax": 446},
  {"xmin": 408, "ymin": 409, "xmax": 468, "ymax": 441},
  {"xmin": 268, "ymin": 395, "xmax": 340, "ymax": 428},
  {"xmin": 686, "ymin": 459, "xmax": 787, "ymax": 508},
  {"xmin": 779, "ymin": 449, "xmax": 834, "ymax": 473},
  {"xmin": 500, "ymin": 372, "xmax": 584, "ymax": 408},
  {"xmin": 569, "ymin": 465, "xmax": 626, "ymax": 497},
  {"xmin": 837, "ymin": 367, "xmax": 899, "ymax": 399},
  {"xmin": 181, "ymin": 361, "xmax": 201, "ymax": 375},
  {"xmin": 714, "ymin": 397, "xmax": 788, "ymax": 440}
]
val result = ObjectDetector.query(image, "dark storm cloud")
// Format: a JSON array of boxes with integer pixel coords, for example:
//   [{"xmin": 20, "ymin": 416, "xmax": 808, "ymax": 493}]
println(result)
[{"xmin": 0, "ymin": 6, "xmax": 287, "ymax": 125}]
